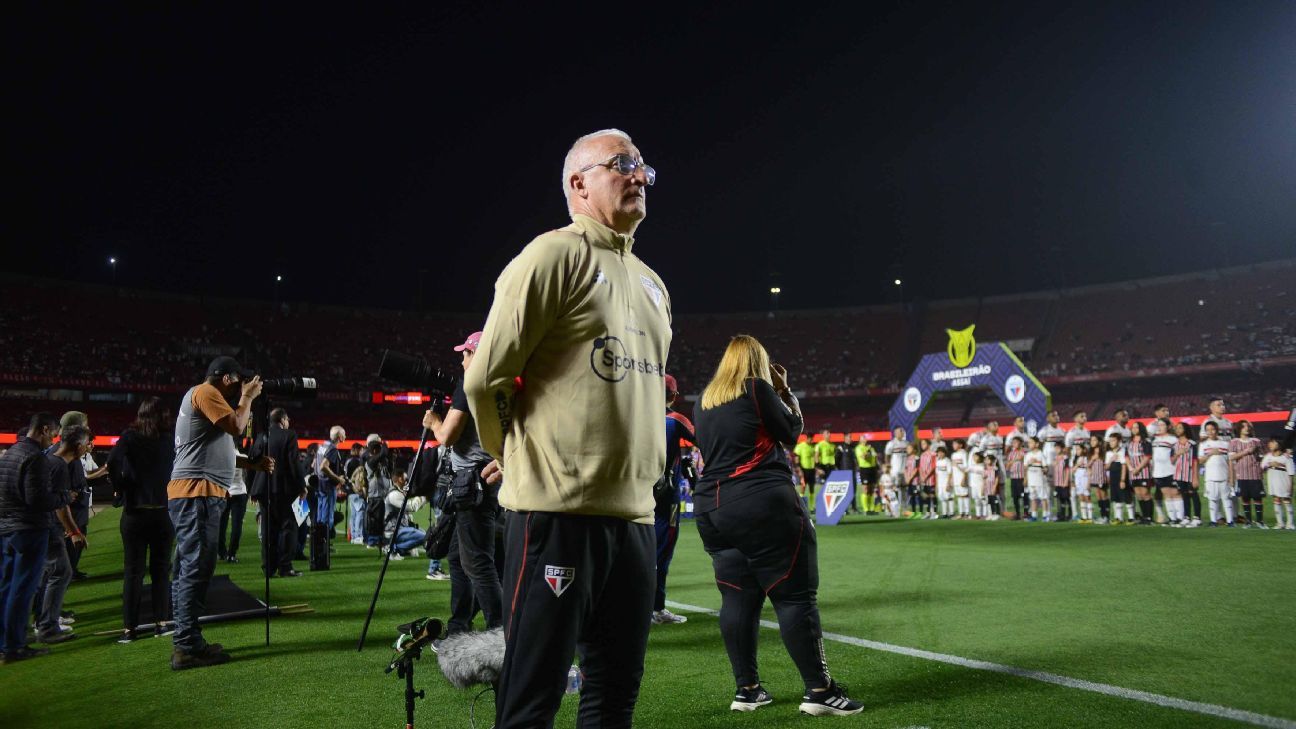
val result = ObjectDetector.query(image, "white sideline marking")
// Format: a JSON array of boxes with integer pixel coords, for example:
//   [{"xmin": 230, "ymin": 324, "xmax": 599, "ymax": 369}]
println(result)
[{"xmin": 664, "ymin": 600, "xmax": 1296, "ymax": 728}]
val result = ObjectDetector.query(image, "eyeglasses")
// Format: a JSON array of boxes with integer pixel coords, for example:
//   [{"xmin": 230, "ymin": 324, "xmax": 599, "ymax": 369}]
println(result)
[{"xmin": 579, "ymin": 154, "xmax": 656, "ymax": 186}]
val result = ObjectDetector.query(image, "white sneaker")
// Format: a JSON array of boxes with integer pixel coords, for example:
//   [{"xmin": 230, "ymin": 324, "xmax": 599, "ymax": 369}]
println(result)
[
  {"xmin": 390, "ymin": 552, "xmax": 405, "ymax": 561},
  {"xmin": 1285, "ymin": 524, "xmax": 1295, "ymax": 531},
  {"xmin": 426, "ymin": 569, "xmax": 450, "ymax": 581},
  {"xmin": 651, "ymin": 609, "xmax": 688, "ymax": 625},
  {"xmin": 350, "ymin": 538, "xmax": 364, "ymax": 546}
]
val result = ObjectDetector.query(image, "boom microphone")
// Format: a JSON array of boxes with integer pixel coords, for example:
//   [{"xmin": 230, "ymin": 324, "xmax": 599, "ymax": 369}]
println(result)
[{"xmin": 436, "ymin": 627, "xmax": 505, "ymax": 689}]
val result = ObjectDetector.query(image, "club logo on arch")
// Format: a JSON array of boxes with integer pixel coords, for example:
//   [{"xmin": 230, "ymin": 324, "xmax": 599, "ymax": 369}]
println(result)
[
  {"xmin": 1004, "ymin": 374, "xmax": 1026, "ymax": 404},
  {"xmin": 903, "ymin": 387, "xmax": 923, "ymax": 413},
  {"xmin": 545, "ymin": 565, "xmax": 575, "ymax": 597}
]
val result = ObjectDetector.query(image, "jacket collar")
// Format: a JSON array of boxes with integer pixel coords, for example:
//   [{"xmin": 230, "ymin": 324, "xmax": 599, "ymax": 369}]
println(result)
[{"xmin": 571, "ymin": 214, "xmax": 635, "ymax": 254}]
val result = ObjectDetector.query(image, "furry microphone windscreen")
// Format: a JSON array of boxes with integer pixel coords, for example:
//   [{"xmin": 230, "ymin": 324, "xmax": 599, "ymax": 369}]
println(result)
[{"xmin": 437, "ymin": 627, "xmax": 506, "ymax": 689}]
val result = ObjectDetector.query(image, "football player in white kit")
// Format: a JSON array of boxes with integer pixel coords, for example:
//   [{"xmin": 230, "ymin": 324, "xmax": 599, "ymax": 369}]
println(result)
[
  {"xmin": 885, "ymin": 427, "xmax": 909, "ymax": 493},
  {"xmin": 1065, "ymin": 411, "xmax": 1090, "ymax": 520},
  {"xmin": 1105, "ymin": 432, "xmax": 1133, "ymax": 524},
  {"xmin": 1198, "ymin": 398, "xmax": 1233, "ymax": 441},
  {"xmin": 934, "ymin": 446, "xmax": 953, "ymax": 519},
  {"xmin": 1260, "ymin": 438, "xmax": 1294, "ymax": 529},
  {"xmin": 1150, "ymin": 419, "xmax": 1183, "ymax": 526},
  {"xmin": 879, "ymin": 464, "xmax": 900, "ymax": 518},
  {"xmin": 1070, "ymin": 444, "xmax": 1092, "ymax": 523},
  {"xmin": 968, "ymin": 452, "xmax": 987, "ymax": 520},
  {"xmin": 1198, "ymin": 421, "xmax": 1235, "ymax": 527},
  {"xmin": 1036, "ymin": 410, "xmax": 1065, "ymax": 517},
  {"xmin": 1024, "ymin": 437, "xmax": 1050, "ymax": 522},
  {"xmin": 1104, "ymin": 408, "xmax": 1132, "ymax": 445},
  {"xmin": 951, "ymin": 440, "xmax": 969, "ymax": 519}
]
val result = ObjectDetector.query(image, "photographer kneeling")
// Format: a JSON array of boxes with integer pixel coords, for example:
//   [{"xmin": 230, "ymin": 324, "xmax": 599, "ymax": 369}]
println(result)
[{"xmin": 422, "ymin": 331, "xmax": 503, "ymax": 634}]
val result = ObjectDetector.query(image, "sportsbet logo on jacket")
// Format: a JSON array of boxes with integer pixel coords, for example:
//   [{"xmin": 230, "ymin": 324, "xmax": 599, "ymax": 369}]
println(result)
[{"xmin": 465, "ymin": 214, "xmax": 672, "ymax": 524}]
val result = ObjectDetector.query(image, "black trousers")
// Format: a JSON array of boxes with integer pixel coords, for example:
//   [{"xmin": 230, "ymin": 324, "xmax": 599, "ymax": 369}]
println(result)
[
  {"xmin": 456, "ymin": 500, "xmax": 503, "ymax": 630},
  {"xmin": 1009, "ymin": 476, "xmax": 1026, "ymax": 516},
  {"xmin": 218, "ymin": 493, "xmax": 248, "ymax": 558},
  {"xmin": 66, "ymin": 517, "xmax": 89, "ymax": 574},
  {"xmin": 261, "ymin": 497, "xmax": 299, "ymax": 576},
  {"xmin": 496, "ymin": 511, "xmax": 654, "ymax": 729},
  {"xmin": 446, "ymin": 528, "xmax": 477, "ymax": 635},
  {"xmin": 120, "ymin": 508, "xmax": 173, "ymax": 630},
  {"xmin": 696, "ymin": 484, "xmax": 831, "ymax": 692}
]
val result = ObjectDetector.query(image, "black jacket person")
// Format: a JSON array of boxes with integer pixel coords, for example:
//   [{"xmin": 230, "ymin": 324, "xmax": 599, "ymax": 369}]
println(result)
[{"xmin": 249, "ymin": 409, "xmax": 304, "ymax": 577}]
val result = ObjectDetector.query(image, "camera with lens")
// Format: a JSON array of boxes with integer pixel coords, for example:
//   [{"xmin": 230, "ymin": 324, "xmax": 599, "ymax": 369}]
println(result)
[
  {"xmin": 377, "ymin": 350, "xmax": 457, "ymax": 398},
  {"xmin": 259, "ymin": 376, "xmax": 319, "ymax": 399}
]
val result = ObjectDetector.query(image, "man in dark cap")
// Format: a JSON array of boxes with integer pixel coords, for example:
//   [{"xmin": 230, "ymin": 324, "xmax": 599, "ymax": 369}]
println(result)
[{"xmin": 166, "ymin": 357, "xmax": 274, "ymax": 670}]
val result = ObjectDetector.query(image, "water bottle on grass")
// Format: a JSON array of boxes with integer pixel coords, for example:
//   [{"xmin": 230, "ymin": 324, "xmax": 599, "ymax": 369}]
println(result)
[{"xmin": 566, "ymin": 665, "xmax": 582, "ymax": 694}]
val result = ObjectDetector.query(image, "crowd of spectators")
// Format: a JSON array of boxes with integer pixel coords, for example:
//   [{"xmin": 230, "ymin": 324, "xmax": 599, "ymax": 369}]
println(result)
[{"xmin": 1, "ymin": 261, "xmax": 1293, "ymax": 439}]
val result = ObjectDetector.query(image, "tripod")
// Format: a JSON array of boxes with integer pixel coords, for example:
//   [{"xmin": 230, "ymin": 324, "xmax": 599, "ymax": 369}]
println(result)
[
  {"xmin": 357, "ymin": 427, "xmax": 432, "ymax": 651},
  {"xmin": 385, "ymin": 617, "xmax": 441, "ymax": 729}
]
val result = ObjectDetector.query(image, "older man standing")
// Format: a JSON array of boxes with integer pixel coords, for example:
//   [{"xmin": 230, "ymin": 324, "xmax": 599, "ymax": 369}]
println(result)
[{"xmin": 465, "ymin": 129, "xmax": 669, "ymax": 728}]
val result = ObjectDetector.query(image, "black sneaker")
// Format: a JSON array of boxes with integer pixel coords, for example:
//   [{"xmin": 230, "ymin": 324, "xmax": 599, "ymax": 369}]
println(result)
[
  {"xmin": 730, "ymin": 685, "xmax": 773, "ymax": 712},
  {"xmin": 117, "ymin": 629, "xmax": 139, "ymax": 644},
  {"xmin": 171, "ymin": 647, "xmax": 230, "ymax": 671},
  {"xmin": 35, "ymin": 630, "xmax": 78, "ymax": 644},
  {"xmin": 2, "ymin": 646, "xmax": 51, "ymax": 664},
  {"xmin": 799, "ymin": 681, "xmax": 864, "ymax": 716}
]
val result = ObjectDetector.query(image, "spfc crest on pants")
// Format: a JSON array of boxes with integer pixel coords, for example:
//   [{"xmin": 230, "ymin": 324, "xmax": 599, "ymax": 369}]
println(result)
[
  {"xmin": 823, "ymin": 481, "xmax": 851, "ymax": 515},
  {"xmin": 545, "ymin": 565, "xmax": 575, "ymax": 597}
]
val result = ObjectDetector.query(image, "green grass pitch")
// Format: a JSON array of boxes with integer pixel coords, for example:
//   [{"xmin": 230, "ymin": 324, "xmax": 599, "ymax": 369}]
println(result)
[{"xmin": 2, "ymin": 505, "xmax": 1293, "ymax": 728}]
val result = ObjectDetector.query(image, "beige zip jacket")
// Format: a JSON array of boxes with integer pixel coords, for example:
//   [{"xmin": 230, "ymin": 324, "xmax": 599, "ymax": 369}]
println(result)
[{"xmin": 465, "ymin": 214, "xmax": 672, "ymax": 523}]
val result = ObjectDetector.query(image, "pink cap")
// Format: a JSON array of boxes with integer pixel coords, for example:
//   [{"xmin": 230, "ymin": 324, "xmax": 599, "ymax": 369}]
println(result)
[
  {"xmin": 664, "ymin": 374, "xmax": 678, "ymax": 394},
  {"xmin": 453, "ymin": 331, "xmax": 483, "ymax": 352}
]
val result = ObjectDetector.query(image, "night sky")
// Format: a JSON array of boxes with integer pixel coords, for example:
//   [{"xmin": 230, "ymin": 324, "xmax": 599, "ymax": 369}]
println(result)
[{"xmin": 9, "ymin": 2, "xmax": 1295, "ymax": 314}]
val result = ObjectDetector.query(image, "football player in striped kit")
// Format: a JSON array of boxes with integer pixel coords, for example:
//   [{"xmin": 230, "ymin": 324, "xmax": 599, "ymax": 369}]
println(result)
[
  {"xmin": 1052, "ymin": 446, "xmax": 1071, "ymax": 522},
  {"xmin": 904, "ymin": 444, "xmax": 920, "ymax": 519},
  {"xmin": 1260, "ymin": 438, "xmax": 1293, "ymax": 529},
  {"xmin": 1005, "ymin": 437, "xmax": 1027, "ymax": 519},
  {"xmin": 1127, "ymin": 423, "xmax": 1154, "ymax": 524},
  {"xmin": 1199, "ymin": 421, "xmax": 1235, "ymax": 526},
  {"xmin": 984, "ymin": 454, "xmax": 1002, "ymax": 520},
  {"xmin": 919, "ymin": 439, "xmax": 938, "ymax": 519},
  {"xmin": 1150, "ymin": 419, "xmax": 1183, "ymax": 526},
  {"xmin": 1172, "ymin": 422, "xmax": 1201, "ymax": 528},
  {"xmin": 1105, "ymin": 432, "xmax": 1133, "ymax": 524},
  {"xmin": 1086, "ymin": 436, "xmax": 1107, "ymax": 524},
  {"xmin": 1229, "ymin": 421, "xmax": 1266, "ymax": 528}
]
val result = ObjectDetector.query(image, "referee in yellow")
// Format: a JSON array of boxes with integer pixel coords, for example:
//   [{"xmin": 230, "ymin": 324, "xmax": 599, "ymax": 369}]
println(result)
[
  {"xmin": 465, "ymin": 129, "xmax": 670, "ymax": 728},
  {"xmin": 813, "ymin": 428, "xmax": 837, "ymax": 510}
]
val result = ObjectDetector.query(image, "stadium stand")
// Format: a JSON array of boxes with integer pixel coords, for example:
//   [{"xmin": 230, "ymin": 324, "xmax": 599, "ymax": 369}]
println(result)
[{"xmin": 1, "ymin": 260, "xmax": 1293, "ymax": 439}]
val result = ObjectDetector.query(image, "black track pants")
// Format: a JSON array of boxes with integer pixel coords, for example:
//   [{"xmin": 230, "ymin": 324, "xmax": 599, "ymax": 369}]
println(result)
[{"xmin": 496, "ymin": 511, "xmax": 654, "ymax": 729}]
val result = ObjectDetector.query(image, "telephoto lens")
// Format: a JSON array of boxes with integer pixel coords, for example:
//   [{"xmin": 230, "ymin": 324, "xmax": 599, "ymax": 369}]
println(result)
[{"xmin": 260, "ymin": 376, "xmax": 318, "ymax": 398}]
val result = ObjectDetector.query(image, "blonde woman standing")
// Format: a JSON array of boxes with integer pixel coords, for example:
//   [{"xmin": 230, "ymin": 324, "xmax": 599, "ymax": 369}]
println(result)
[{"xmin": 694, "ymin": 335, "xmax": 863, "ymax": 716}]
